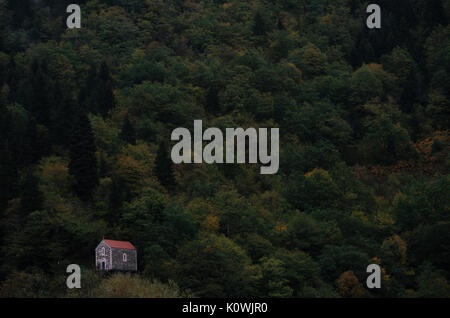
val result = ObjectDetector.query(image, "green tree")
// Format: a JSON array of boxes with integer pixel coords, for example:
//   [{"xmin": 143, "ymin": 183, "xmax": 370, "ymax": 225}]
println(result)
[
  {"xmin": 253, "ymin": 10, "xmax": 271, "ymax": 36},
  {"xmin": 414, "ymin": 263, "xmax": 450, "ymax": 298},
  {"xmin": 19, "ymin": 167, "xmax": 43, "ymax": 216},
  {"xmin": 259, "ymin": 257, "xmax": 294, "ymax": 297},
  {"xmin": 119, "ymin": 115, "xmax": 136, "ymax": 145},
  {"xmin": 79, "ymin": 62, "xmax": 116, "ymax": 117},
  {"xmin": 358, "ymin": 102, "xmax": 414, "ymax": 164},
  {"xmin": 381, "ymin": 46, "xmax": 420, "ymax": 110},
  {"xmin": 319, "ymin": 245, "xmax": 369, "ymax": 282},
  {"xmin": 336, "ymin": 270, "xmax": 368, "ymax": 298},
  {"xmin": 285, "ymin": 168, "xmax": 340, "ymax": 212},
  {"xmin": 69, "ymin": 113, "xmax": 98, "ymax": 201},
  {"xmin": 288, "ymin": 43, "xmax": 327, "ymax": 79},
  {"xmin": 176, "ymin": 234, "xmax": 259, "ymax": 297},
  {"xmin": 154, "ymin": 140, "xmax": 176, "ymax": 191},
  {"xmin": 350, "ymin": 64, "xmax": 384, "ymax": 105},
  {"xmin": 97, "ymin": 61, "xmax": 116, "ymax": 117}
]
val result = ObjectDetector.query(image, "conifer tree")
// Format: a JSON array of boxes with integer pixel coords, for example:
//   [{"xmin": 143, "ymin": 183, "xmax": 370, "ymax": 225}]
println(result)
[
  {"xmin": 253, "ymin": 10, "xmax": 269, "ymax": 36},
  {"xmin": 108, "ymin": 176, "xmax": 125, "ymax": 224},
  {"xmin": 119, "ymin": 115, "xmax": 136, "ymax": 145},
  {"xmin": 98, "ymin": 61, "xmax": 115, "ymax": 117},
  {"xmin": 30, "ymin": 59, "xmax": 53, "ymax": 126},
  {"xmin": 69, "ymin": 112, "xmax": 98, "ymax": 201},
  {"xmin": 78, "ymin": 62, "xmax": 115, "ymax": 117},
  {"xmin": 51, "ymin": 82, "xmax": 77, "ymax": 147},
  {"xmin": 154, "ymin": 140, "xmax": 176, "ymax": 191},
  {"xmin": 0, "ymin": 145, "xmax": 16, "ymax": 213},
  {"xmin": 78, "ymin": 65, "xmax": 97, "ymax": 113},
  {"xmin": 24, "ymin": 117, "xmax": 43, "ymax": 165},
  {"xmin": 20, "ymin": 167, "xmax": 43, "ymax": 216},
  {"xmin": 5, "ymin": 56, "xmax": 17, "ymax": 101}
]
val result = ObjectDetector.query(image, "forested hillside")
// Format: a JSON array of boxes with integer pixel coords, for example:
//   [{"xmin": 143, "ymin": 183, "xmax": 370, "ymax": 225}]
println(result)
[{"xmin": 0, "ymin": 0, "xmax": 449, "ymax": 297}]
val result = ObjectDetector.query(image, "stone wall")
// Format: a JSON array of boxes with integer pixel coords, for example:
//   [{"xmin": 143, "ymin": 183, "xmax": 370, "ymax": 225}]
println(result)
[
  {"xmin": 111, "ymin": 248, "xmax": 137, "ymax": 271},
  {"xmin": 95, "ymin": 241, "xmax": 112, "ymax": 270}
]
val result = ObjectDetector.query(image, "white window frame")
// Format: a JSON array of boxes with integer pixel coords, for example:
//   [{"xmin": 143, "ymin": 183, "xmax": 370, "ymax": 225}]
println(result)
[
  {"xmin": 123, "ymin": 253, "xmax": 127, "ymax": 262},
  {"xmin": 100, "ymin": 247, "xmax": 105, "ymax": 256}
]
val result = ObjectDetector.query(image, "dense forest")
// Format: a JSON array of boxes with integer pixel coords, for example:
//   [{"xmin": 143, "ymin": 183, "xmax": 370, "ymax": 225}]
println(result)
[{"xmin": 0, "ymin": 0, "xmax": 449, "ymax": 298}]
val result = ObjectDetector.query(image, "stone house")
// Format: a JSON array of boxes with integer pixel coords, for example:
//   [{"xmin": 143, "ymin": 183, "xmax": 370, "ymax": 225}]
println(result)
[{"xmin": 95, "ymin": 239, "xmax": 137, "ymax": 272}]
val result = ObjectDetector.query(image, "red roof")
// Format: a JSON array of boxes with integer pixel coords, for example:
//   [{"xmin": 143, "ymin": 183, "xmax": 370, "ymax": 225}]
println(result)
[{"xmin": 103, "ymin": 239, "xmax": 136, "ymax": 250}]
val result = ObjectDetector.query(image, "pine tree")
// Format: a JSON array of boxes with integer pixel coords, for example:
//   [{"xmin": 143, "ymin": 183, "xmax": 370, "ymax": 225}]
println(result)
[
  {"xmin": 78, "ymin": 62, "xmax": 115, "ymax": 117},
  {"xmin": 253, "ymin": 11, "xmax": 268, "ymax": 36},
  {"xmin": 30, "ymin": 59, "xmax": 53, "ymax": 126},
  {"xmin": 108, "ymin": 176, "xmax": 125, "ymax": 224},
  {"xmin": 154, "ymin": 140, "xmax": 176, "ymax": 191},
  {"xmin": 0, "ymin": 145, "xmax": 17, "ymax": 213},
  {"xmin": 20, "ymin": 167, "xmax": 43, "ymax": 216},
  {"xmin": 8, "ymin": 0, "xmax": 32, "ymax": 28},
  {"xmin": 24, "ymin": 117, "xmax": 42, "ymax": 165},
  {"xmin": 98, "ymin": 61, "xmax": 115, "ymax": 117},
  {"xmin": 6, "ymin": 56, "xmax": 17, "ymax": 101},
  {"xmin": 78, "ymin": 65, "xmax": 97, "ymax": 113},
  {"xmin": 69, "ymin": 112, "xmax": 98, "ymax": 201},
  {"xmin": 98, "ymin": 152, "xmax": 108, "ymax": 179},
  {"xmin": 0, "ymin": 84, "xmax": 8, "ymax": 137},
  {"xmin": 119, "ymin": 115, "xmax": 136, "ymax": 145},
  {"xmin": 51, "ymin": 82, "xmax": 77, "ymax": 147},
  {"xmin": 206, "ymin": 87, "xmax": 220, "ymax": 114}
]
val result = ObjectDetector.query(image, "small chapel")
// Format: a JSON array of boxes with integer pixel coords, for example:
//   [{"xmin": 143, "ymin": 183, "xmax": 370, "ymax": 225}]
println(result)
[{"xmin": 95, "ymin": 239, "xmax": 137, "ymax": 272}]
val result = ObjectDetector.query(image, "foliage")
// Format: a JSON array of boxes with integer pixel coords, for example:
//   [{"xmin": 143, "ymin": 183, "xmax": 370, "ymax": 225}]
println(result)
[
  {"xmin": 0, "ymin": 0, "xmax": 448, "ymax": 298},
  {"xmin": 68, "ymin": 112, "xmax": 98, "ymax": 201}
]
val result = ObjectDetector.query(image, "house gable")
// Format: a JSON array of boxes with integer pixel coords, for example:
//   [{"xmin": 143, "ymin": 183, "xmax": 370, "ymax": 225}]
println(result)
[{"xmin": 95, "ymin": 240, "xmax": 112, "ymax": 270}]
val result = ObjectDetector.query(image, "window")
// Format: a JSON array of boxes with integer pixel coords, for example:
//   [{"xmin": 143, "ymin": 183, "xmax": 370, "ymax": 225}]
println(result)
[
  {"xmin": 123, "ymin": 253, "xmax": 127, "ymax": 262},
  {"xmin": 100, "ymin": 247, "xmax": 105, "ymax": 256}
]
